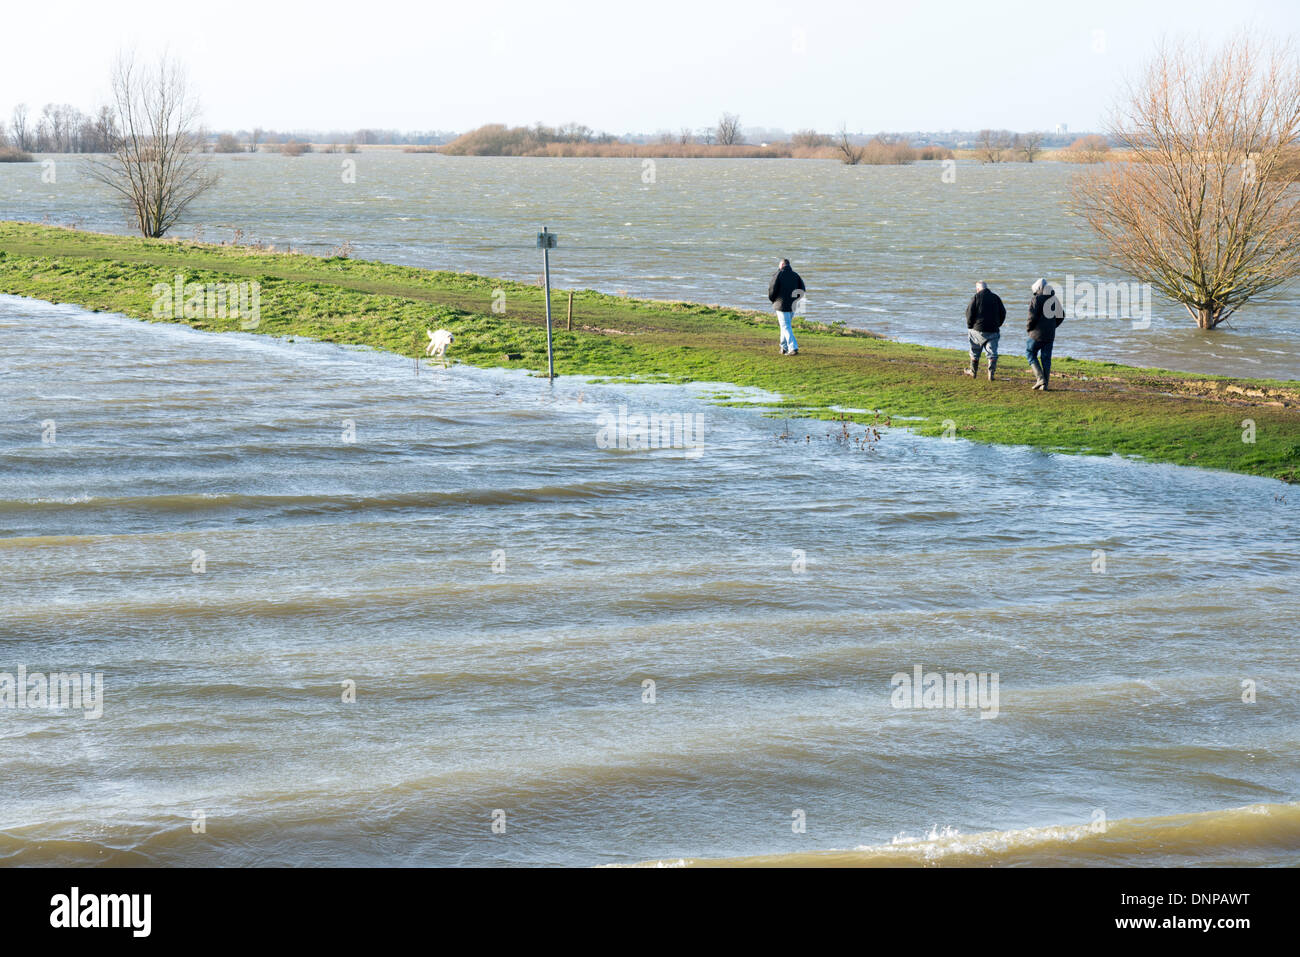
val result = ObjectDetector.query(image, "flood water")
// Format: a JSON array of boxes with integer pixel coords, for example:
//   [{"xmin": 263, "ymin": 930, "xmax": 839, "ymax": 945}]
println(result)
[
  {"xmin": 2, "ymin": 295, "xmax": 1297, "ymax": 866},
  {"xmin": 2, "ymin": 153, "xmax": 1298, "ymax": 381}
]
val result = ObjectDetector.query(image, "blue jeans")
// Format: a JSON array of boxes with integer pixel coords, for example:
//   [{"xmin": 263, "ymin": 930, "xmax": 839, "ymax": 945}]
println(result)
[
  {"xmin": 1026, "ymin": 337, "xmax": 1054, "ymax": 378},
  {"xmin": 968, "ymin": 329, "xmax": 999, "ymax": 359},
  {"xmin": 777, "ymin": 311, "xmax": 798, "ymax": 352}
]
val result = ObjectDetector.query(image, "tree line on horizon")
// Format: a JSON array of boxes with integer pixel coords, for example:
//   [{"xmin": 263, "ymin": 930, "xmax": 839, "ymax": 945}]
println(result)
[
  {"xmin": 436, "ymin": 116, "xmax": 1089, "ymax": 158},
  {"xmin": 1, "ymin": 99, "xmax": 1099, "ymax": 161},
  {"xmin": 437, "ymin": 118, "xmax": 959, "ymax": 162},
  {"xmin": 432, "ymin": 120, "xmax": 1120, "ymax": 166},
  {"xmin": 0, "ymin": 104, "xmax": 456, "ymax": 159},
  {"xmin": 1, "ymin": 102, "xmax": 118, "ymax": 156}
]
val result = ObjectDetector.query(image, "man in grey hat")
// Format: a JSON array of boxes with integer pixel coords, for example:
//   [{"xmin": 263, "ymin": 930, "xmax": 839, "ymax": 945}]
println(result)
[{"xmin": 1026, "ymin": 278, "xmax": 1065, "ymax": 390}]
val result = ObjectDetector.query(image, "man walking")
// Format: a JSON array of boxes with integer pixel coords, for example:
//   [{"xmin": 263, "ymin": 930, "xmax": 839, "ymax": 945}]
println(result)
[
  {"xmin": 767, "ymin": 258, "xmax": 805, "ymax": 356},
  {"xmin": 964, "ymin": 280, "xmax": 1006, "ymax": 380},
  {"xmin": 1026, "ymin": 278, "xmax": 1065, "ymax": 390}
]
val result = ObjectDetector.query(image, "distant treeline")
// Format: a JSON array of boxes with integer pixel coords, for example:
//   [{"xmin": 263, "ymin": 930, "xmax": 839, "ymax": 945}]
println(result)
[
  {"xmin": 440, "ymin": 123, "xmax": 615, "ymax": 155},
  {"xmin": 1, "ymin": 101, "xmax": 1140, "ymax": 168},
  {"xmin": 210, "ymin": 128, "xmax": 457, "ymax": 152},
  {"xmin": 2, "ymin": 103, "xmax": 117, "ymax": 154},
  {"xmin": 0, "ymin": 102, "xmax": 456, "ymax": 155},
  {"xmin": 437, "ymin": 123, "xmax": 956, "ymax": 162},
  {"xmin": 1, "ymin": 98, "xmax": 1100, "ymax": 160}
]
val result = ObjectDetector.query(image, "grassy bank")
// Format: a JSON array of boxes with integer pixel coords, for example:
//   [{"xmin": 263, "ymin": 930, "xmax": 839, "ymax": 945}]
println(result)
[{"xmin": 1, "ymin": 221, "xmax": 1297, "ymax": 482}]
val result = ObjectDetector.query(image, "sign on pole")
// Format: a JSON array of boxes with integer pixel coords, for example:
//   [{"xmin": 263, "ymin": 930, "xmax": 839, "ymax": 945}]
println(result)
[{"xmin": 538, "ymin": 227, "xmax": 557, "ymax": 378}]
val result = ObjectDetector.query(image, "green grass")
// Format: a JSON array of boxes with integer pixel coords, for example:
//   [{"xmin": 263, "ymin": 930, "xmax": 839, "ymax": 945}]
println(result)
[{"xmin": 2, "ymin": 221, "xmax": 1298, "ymax": 482}]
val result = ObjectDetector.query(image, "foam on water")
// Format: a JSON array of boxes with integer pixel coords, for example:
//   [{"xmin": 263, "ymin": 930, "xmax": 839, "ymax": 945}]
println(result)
[{"xmin": 633, "ymin": 802, "xmax": 1300, "ymax": 867}]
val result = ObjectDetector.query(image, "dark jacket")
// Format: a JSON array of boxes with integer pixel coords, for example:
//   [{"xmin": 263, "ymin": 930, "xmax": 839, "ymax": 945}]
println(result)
[
  {"xmin": 1027, "ymin": 291, "xmax": 1065, "ymax": 341},
  {"xmin": 768, "ymin": 265, "xmax": 806, "ymax": 312},
  {"xmin": 965, "ymin": 288, "xmax": 1006, "ymax": 332}
]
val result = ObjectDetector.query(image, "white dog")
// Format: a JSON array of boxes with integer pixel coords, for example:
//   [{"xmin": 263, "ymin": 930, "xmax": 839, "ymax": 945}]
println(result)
[{"xmin": 425, "ymin": 328, "xmax": 454, "ymax": 358}]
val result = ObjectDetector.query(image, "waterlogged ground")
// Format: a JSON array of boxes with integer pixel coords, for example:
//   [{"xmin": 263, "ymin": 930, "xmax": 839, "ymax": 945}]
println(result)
[
  {"xmin": 2, "ymin": 154, "xmax": 1298, "ymax": 380},
  {"xmin": 1, "ymin": 296, "xmax": 1298, "ymax": 866}
]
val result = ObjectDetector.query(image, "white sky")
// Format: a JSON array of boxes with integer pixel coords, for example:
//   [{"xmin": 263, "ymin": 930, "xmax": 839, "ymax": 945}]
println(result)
[{"xmin": 3, "ymin": 0, "xmax": 1297, "ymax": 134}]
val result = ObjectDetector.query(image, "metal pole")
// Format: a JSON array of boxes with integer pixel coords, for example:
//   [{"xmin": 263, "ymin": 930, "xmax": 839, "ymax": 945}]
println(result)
[{"xmin": 542, "ymin": 226, "xmax": 554, "ymax": 379}]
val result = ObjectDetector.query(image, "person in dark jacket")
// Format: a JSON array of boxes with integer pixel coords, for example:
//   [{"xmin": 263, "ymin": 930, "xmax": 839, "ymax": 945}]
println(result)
[
  {"xmin": 1026, "ymin": 278, "xmax": 1065, "ymax": 390},
  {"xmin": 767, "ymin": 259, "xmax": 806, "ymax": 355},
  {"xmin": 964, "ymin": 281, "xmax": 1006, "ymax": 380}
]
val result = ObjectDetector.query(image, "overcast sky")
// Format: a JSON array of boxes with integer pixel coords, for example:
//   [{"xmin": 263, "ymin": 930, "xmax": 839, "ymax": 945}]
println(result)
[{"xmin": 3, "ymin": 0, "xmax": 1297, "ymax": 134}]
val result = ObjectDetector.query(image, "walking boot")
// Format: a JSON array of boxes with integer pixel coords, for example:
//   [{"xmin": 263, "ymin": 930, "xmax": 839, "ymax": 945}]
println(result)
[
  {"xmin": 965, "ymin": 356, "xmax": 979, "ymax": 377},
  {"xmin": 987, "ymin": 356, "xmax": 998, "ymax": 381},
  {"xmin": 1029, "ymin": 359, "xmax": 1045, "ymax": 390}
]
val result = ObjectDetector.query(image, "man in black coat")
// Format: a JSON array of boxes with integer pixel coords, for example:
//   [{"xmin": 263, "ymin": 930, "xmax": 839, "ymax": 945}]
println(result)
[
  {"xmin": 767, "ymin": 258, "xmax": 806, "ymax": 355},
  {"xmin": 964, "ymin": 281, "xmax": 1006, "ymax": 380}
]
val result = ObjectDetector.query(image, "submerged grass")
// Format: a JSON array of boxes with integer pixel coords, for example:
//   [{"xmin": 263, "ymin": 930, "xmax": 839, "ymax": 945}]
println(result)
[{"xmin": 1, "ymin": 221, "xmax": 1297, "ymax": 482}]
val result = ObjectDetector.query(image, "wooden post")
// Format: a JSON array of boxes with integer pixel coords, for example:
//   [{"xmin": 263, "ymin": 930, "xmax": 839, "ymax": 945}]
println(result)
[{"xmin": 566, "ymin": 291, "xmax": 573, "ymax": 331}]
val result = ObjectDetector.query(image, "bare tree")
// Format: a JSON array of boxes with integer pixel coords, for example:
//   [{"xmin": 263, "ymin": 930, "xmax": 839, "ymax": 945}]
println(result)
[
  {"xmin": 975, "ymin": 129, "xmax": 1011, "ymax": 163},
  {"xmin": 716, "ymin": 112, "xmax": 743, "ymax": 146},
  {"xmin": 1073, "ymin": 34, "xmax": 1300, "ymax": 329},
  {"xmin": 678, "ymin": 127, "xmax": 693, "ymax": 145},
  {"xmin": 10, "ymin": 104, "xmax": 32, "ymax": 152},
  {"xmin": 38, "ymin": 104, "xmax": 66, "ymax": 152},
  {"xmin": 1068, "ymin": 134, "xmax": 1110, "ymax": 163},
  {"xmin": 85, "ymin": 54, "xmax": 218, "ymax": 238},
  {"xmin": 836, "ymin": 126, "xmax": 864, "ymax": 165},
  {"xmin": 89, "ymin": 105, "xmax": 118, "ymax": 152},
  {"xmin": 792, "ymin": 129, "xmax": 830, "ymax": 148},
  {"xmin": 36, "ymin": 105, "xmax": 52, "ymax": 151},
  {"xmin": 250, "ymin": 127, "xmax": 263, "ymax": 153},
  {"xmin": 1014, "ymin": 130, "xmax": 1045, "ymax": 162}
]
